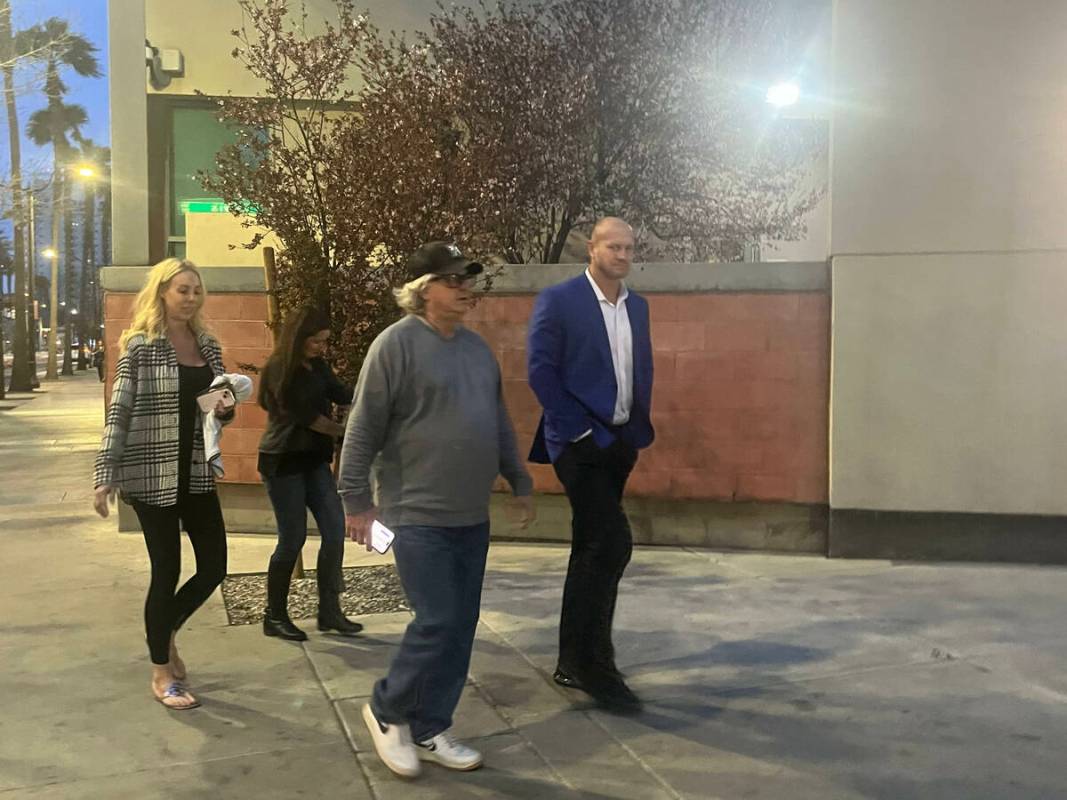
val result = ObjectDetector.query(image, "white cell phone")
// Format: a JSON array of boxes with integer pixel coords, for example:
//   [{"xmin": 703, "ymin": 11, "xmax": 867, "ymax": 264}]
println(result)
[
  {"xmin": 196, "ymin": 387, "xmax": 235, "ymax": 413},
  {"xmin": 370, "ymin": 520, "xmax": 396, "ymax": 554}
]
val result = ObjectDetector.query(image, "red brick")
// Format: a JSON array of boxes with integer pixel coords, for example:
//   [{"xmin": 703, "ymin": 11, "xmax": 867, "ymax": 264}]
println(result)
[
  {"xmin": 213, "ymin": 320, "xmax": 271, "ymax": 349},
  {"xmin": 735, "ymin": 473, "xmax": 796, "ymax": 501},
  {"xmin": 530, "ymin": 464, "xmax": 564, "ymax": 494},
  {"xmin": 222, "ymin": 427, "xmax": 263, "ymax": 457},
  {"xmin": 703, "ymin": 321, "xmax": 768, "ymax": 353},
  {"xmin": 223, "ymin": 347, "xmax": 271, "ymax": 374},
  {"xmin": 202, "ymin": 295, "xmax": 238, "ymax": 321},
  {"xmin": 652, "ymin": 351, "xmax": 676, "ymax": 383},
  {"xmin": 670, "ymin": 469, "xmax": 735, "ymax": 500},
  {"xmin": 500, "ymin": 348, "xmax": 528, "ymax": 380},
  {"xmin": 705, "ymin": 439, "xmax": 764, "ymax": 470},
  {"xmin": 766, "ymin": 318, "xmax": 829, "ymax": 352},
  {"xmin": 238, "ymin": 294, "xmax": 268, "ymax": 321},
  {"xmin": 796, "ymin": 293, "xmax": 831, "ymax": 320},
  {"xmin": 480, "ymin": 295, "xmax": 534, "ymax": 321},
  {"xmin": 795, "ymin": 474, "xmax": 829, "ymax": 503},
  {"xmin": 233, "ymin": 403, "xmax": 268, "ymax": 430},
  {"xmin": 652, "ymin": 321, "xmax": 705, "ymax": 352},
  {"xmin": 674, "ymin": 351, "xmax": 735, "ymax": 381},
  {"xmin": 724, "ymin": 294, "xmax": 799, "ymax": 321},
  {"xmin": 105, "ymin": 293, "xmax": 135, "ymax": 318},
  {"xmin": 733, "ymin": 352, "xmax": 799, "ymax": 382},
  {"xmin": 646, "ymin": 295, "xmax": 678, "ymax": 324},
  {"xmin": 737, "ymin": 410, "xmax": 789, "ymax": 441},
  {"xmin": 673, "ymin": 294, "xmax": 735, "ymax": 322},
  {"xmin": 626, "ymin": 468, "xmax": 671, "ymax": 496}
]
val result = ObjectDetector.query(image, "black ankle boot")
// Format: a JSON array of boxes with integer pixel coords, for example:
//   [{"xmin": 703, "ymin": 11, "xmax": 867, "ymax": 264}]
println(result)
[
  {"xmin": 263, "ymin": 609, "xmax": 308, "ymax": 641},
  {"xmin": 264, "ymin": 558, "xmax": 307, "ymax": 641},
  {"xmin": 317, "ymin": 592, "xmax": 363, "ymax": 636}
]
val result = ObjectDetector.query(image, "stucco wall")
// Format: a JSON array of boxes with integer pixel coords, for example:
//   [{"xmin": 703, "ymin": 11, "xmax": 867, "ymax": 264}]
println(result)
[{"xmin": 828, "ymin": 0, "xmax": 1067, "ymax": 515}]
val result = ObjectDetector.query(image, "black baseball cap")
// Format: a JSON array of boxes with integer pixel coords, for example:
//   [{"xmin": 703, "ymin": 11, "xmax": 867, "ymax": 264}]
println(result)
[{"xmin": 406, "ymin": 242, "xmax": 484, "ymax": 281}]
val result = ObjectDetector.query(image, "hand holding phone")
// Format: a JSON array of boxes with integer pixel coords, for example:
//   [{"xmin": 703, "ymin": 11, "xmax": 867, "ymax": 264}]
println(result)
[
  {"xmin": 196, "ymin": 386, "xmax": 235, "ymax": 413},
  {"xmin": 370, "ymin": 520, "xmax": 395, "ymax": 554}
]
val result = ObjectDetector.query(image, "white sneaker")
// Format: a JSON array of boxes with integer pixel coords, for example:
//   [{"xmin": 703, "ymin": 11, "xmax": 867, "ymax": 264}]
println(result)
[
  {"xmin": 362, "ymin": 703, "xmax": 421, "ymax": 778},
  {"xmin": 416, "ymin": 730, "xmax": 484, "ymax": 771}
]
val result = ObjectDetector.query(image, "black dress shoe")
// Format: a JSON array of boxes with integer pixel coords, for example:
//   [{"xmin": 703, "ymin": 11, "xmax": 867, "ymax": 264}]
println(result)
[
  {"xmin": 317, "ymin": 613, "xmax": 364, "ymax": 636},
  {"xmin": 553, "ymin": 667, "xmax": 642, "ymax": 713},
  {"xmin": 263, "ymin": 611, "xmax": 308, "ymax": 641},
  {"xmin": 553, "ymin": 668, "xmax": 585, "ymax": 690}
]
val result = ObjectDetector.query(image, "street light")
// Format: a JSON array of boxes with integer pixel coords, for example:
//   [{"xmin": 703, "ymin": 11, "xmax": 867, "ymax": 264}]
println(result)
[
  {"xmin": 76, "ymin": 165, "xmax": 96, "ymax": 179},
  {"xmin": 42, "ymin": 247, "xmax": 57, "ymax": 259},
  {"xmin": 766, "ymin": 81, "xmax": 801, "ymax": 108}
]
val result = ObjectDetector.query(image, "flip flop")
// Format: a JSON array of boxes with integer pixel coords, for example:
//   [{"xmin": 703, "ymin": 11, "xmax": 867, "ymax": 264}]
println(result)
[{"xmin": 156, "ymin": 682, "xmax": 200, "ymax": 711}]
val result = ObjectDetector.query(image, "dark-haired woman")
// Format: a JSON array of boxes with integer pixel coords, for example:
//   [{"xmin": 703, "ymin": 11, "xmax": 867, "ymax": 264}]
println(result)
[{"xmin": 258, "ymin": 307, "xmax": 363, "ymax": 640}]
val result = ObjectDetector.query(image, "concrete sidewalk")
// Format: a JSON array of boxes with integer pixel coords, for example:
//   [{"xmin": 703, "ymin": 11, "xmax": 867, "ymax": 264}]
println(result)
[{"xmin": 2, "ymin": 371, "xmax": 1066, "ymax": 799}]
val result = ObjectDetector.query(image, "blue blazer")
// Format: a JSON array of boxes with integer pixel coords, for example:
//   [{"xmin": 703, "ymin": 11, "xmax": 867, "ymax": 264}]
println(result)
[{"xmin": 527, "ymin": 274, "xmax": 655, "ymax": 464}]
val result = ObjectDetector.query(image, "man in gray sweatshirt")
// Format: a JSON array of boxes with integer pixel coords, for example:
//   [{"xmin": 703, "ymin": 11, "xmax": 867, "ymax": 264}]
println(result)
[{"xmin": 338, "ymin": 241, "xmax": 535, "ymax": 779}]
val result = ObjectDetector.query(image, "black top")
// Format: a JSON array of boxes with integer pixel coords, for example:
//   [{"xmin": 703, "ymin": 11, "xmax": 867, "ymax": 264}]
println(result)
[
  {"xmin": 177, "ymin": 363, "xmax": 214, "ymax": 495},
  {"xmin": 257, "ymin": 358, "xmax": 352, "ymax": 477}
]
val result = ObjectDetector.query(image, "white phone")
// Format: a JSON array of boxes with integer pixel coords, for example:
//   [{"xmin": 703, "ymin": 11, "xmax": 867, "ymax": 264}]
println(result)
[
  {"xmin": 196, "ymin": 386, "xmax": 235, "ymax": 413},
  {"xmin": 370, "ymin": 520, "xmax": 396, "ymax": 554}
]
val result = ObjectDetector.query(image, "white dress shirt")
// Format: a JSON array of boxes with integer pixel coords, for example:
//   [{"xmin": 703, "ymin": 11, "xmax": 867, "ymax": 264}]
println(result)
[{"xmin": 585, "ymin": 269, "xmax": 633, "ymax": 426}]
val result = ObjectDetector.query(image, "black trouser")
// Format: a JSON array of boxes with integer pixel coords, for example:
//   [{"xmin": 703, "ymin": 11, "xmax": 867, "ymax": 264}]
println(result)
[
  {"xmin": 132, "ymin": 491, "xmax": 228, "ymax": 665},
  {"xmin": 552, "ymin": 436, "xmax": 638, "ymax": 676}
]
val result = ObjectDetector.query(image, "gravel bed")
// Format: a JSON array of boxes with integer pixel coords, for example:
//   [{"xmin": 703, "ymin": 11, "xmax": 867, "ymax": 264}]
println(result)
[{"xmin": 221, "ymin": 565, "xmax": 407, "ymax": 625}]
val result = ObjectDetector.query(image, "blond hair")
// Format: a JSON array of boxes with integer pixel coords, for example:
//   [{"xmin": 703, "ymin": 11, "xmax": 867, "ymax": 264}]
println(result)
[
  {"xmin": 118, "ymin": 258, "xmax": 212, "ymax": 353},
  {"xmin": 392, "ymin": 273, "xmax": 437, "ymax": 315}
]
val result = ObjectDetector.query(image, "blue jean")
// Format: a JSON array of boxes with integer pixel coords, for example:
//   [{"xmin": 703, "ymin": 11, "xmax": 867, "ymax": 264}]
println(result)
[
  {"xmin": 372, "ymin": 521, "xmax": 491, "ymax": 742},
  {"xmin": 263, "ymin": 462, "xmax": 346, "ymax": 594}
]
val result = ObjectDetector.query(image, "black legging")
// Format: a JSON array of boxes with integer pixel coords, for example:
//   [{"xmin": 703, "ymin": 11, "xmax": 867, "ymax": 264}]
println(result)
[{"xmin": 132, "ymin": 491, "xmax": 228, "ymax": 665}]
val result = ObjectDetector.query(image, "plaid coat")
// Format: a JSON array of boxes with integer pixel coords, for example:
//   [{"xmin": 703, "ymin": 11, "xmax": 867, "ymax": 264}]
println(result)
[{"xmin": 94, "ymin": 331, "xmax": 231, "ymax": 506}]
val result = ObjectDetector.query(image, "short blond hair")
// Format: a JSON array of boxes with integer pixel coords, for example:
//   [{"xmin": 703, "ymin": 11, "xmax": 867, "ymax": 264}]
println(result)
[{"xmin": 392, "ymin": 273, "xmax": 437, "ymax": 315}]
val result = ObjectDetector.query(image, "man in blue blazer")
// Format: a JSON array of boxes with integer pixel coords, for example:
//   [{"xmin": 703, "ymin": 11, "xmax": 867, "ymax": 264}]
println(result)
[{"xmin": 527, "ymin": 217, "xmax": 654, "ymax": 712}]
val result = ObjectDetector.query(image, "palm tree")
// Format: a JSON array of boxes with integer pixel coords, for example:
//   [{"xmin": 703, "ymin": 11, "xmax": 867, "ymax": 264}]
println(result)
[
  {"xmin": 0, "ymin": 0, "xmax": 47, "ymax": 392},
  {"xmin": 76, "ymin": 138, "xmax": 103, "ymax": 367},
  {"xmin": 23, "ymin": 17, "xmax": 99, "ymax": 379}
]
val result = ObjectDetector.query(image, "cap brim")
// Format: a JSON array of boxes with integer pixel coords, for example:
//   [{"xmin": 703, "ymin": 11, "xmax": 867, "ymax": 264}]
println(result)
[{"xmin": 437, "ymin": 259, "xmax": 484, "ymax": 277}]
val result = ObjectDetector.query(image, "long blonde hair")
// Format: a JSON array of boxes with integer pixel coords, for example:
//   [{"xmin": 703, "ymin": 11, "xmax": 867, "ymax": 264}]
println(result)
[{"xmin": 118, "ymin": 258, "xmax": 213, "ymax": 353}]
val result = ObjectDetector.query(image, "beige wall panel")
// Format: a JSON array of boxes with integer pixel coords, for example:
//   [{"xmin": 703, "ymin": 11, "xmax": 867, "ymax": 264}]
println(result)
[
  {"xmin": 186, "ymin": 213, "xmax": 280, "ymax": 267},
  {"xmin": 830, "ymin": 252, "xmax": 1067, "ymax": 514},
  {"xmin": 831, "ymin": 0, "xmax": 1067, "ymax": 255},
  {"xmin": 145, "ymin": 0, "xmax": 449, "ymax": 97}
]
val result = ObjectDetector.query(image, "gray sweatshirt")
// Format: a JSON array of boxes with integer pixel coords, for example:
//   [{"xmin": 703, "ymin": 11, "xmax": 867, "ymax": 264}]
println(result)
[{"xmin": 338, "ymin": 314, "xmax": 533, "ymax": 527}]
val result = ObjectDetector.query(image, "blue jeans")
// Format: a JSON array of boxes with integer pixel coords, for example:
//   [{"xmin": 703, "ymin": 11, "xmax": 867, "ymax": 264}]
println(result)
[
  {"xmin": 372, "ymin": 521, "xmax": 491, "ymax": 741},
  {"xmin": 263, "ymin": 462, "xmax": 346, "ymax": 594}
]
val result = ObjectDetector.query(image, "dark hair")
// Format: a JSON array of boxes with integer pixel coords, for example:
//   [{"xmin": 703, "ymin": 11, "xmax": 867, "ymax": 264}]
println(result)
[{"xmin": 258, "ymin": 306, "xmax": 331, "ymax": 413}]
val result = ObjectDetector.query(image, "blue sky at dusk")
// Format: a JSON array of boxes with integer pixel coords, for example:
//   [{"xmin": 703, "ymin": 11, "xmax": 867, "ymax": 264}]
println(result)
[{"xmin": 3, "ymin": 0, "xmax": 109, "ymax": 181}]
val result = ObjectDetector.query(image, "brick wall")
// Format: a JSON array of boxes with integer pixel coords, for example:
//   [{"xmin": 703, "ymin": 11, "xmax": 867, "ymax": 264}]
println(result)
[
  {"xmin": 465, "ymin": 292, "xmax": 830, "ymax": 504},
  {"xmin": 104, "ymin": 288, "xmax": 830, "ymax": 505},
  {"xmin": 103, "ymin": 292, "xmax": 272, "ymax": 486}
]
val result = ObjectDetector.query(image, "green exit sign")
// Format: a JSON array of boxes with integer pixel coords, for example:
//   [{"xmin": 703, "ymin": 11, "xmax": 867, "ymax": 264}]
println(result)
[{"xmin": 179, "ymin": 199, "xmax": 228, "ymax": 214}]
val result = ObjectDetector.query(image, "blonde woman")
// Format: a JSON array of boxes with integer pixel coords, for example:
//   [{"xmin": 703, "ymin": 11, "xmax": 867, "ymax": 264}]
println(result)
[{"xmin": 93, "ymin": 259, "xmax": 233, "ymax": 710}]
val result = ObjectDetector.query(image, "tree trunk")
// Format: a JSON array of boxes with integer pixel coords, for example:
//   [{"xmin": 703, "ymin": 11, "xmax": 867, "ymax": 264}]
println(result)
[
  {"xmin": 46, "ymin": 168, "xmax": 61, "ymax": 381},
  {"xmin": 62, "ymin": 160, "xmax": 76, "ymax": 376},
  {"xmin": 547, "ymin": 215, "xmax": 575, "ymax": 264},
  {"xmin": 1, "ymin": 1, "xmax": 33, "ymax": 392}
]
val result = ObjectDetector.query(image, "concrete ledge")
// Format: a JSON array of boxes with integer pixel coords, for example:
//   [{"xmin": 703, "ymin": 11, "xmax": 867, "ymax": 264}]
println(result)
[
  {"xmin": 101, "ymin": 266, "xmax": 268, "ymax": 293},
  {"xmin": 829, "ymin": 508, "xmax": 1067, "ymax": 564},
  {"xmin": 491, "ymin": 494, "xmax": 827, "ymax": 553},
  {"xmin": 121, "ymin": 485, "xmax": 827, "ymax": 553},
  {"xmin": 102, "ymin": 261, "xmax": 830, "ymax": 295},
  {"xmin": 488, "ymin": 261, "xmax": 829, "ymax": 294}
]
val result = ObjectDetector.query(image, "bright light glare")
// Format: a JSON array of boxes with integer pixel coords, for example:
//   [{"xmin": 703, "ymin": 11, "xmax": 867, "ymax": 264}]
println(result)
[
  {"xmin": 76, "ymin": 165, "xmax": 96, "ymax": 178},
  {"xmin": 766, "ymin": 81, "xmax": 800, "ymax": 108},
  {"xmin": 42, "ymin": 248, "xmax": 57, "ymax": 259}
]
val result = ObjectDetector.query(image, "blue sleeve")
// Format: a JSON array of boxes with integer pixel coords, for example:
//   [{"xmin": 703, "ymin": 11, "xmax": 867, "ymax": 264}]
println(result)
[{"xmin": 526, "ymin": 289, "xmax": 592, "ymax": 442}]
